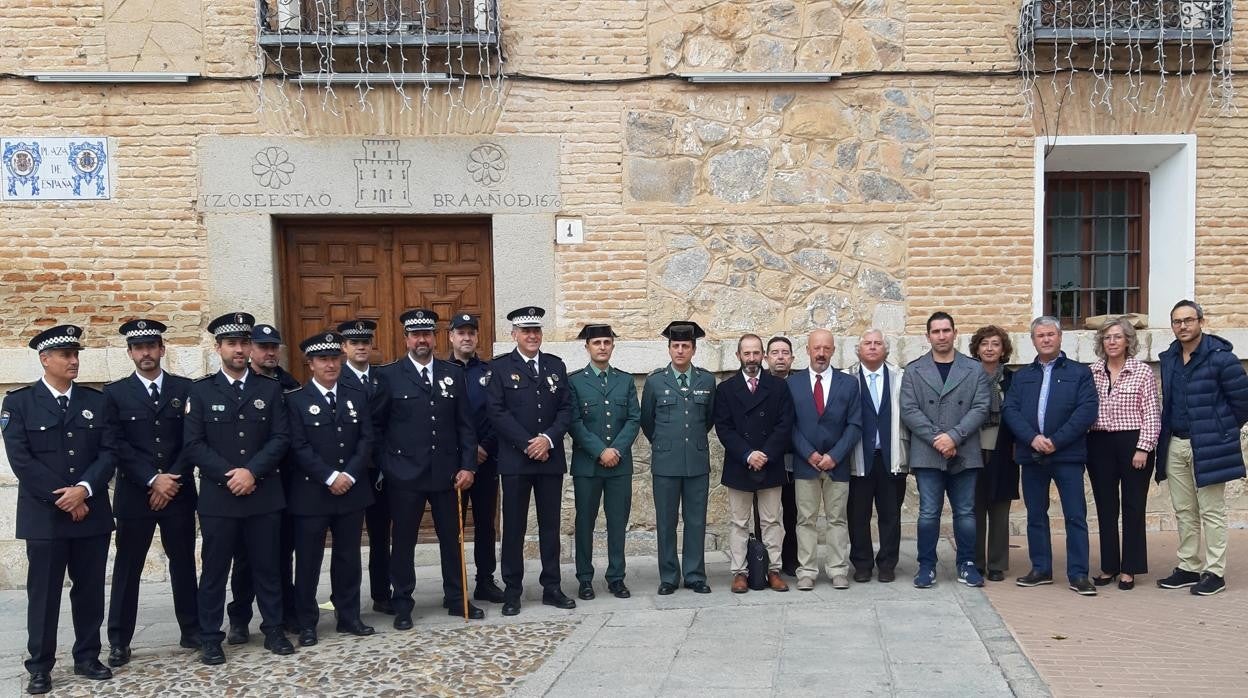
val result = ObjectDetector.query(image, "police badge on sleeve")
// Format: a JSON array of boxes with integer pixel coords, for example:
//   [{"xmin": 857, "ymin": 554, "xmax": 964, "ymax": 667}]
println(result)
[{"xmin": 0, "ymin": 410, "xmax": 9, "ymax": 431}]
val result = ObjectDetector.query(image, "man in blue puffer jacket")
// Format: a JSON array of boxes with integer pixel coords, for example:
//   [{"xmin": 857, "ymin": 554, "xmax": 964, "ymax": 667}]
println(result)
[
  {"xmin": 1155, "ymin": 300, "xmax": 1248, "ymax": 596},
  {"xmin": 1002, "ymin": 316, "xmax": 1099, "ymax": 596}
]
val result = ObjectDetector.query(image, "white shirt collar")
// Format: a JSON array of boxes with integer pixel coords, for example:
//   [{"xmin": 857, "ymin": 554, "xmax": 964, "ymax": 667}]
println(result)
[
  {"xmin": 860, "ymin": 365, "xmax": 884, "ymax": 381},
  {"xmin": 136, "ymin": 371, "xmax": 164, "ymax": 392},
  {"xmin": 409, "ymin": 355, "xmax": 434, "ymax": 377},
  {"xmin": 41, "ymin": 378, "xmax": 72, "ymax": 400},
  {"xmin": 311, "ymin": 378, "xmax": 337, "ymax": 398},
  {"xmin": 742, "ymin": 370, "xmax": 762, "ymax": 384},
  {"xmin": 221, "ymin": 368, "xmax": 250, "ymax": 386},
  {"xmin": 809, "ymin": 365, "xmax": 834, "ymax": 388},
  {"xmin": 518, "ymin": 351, "xmax": 539, "ymax": 371},
  {"xmin": 347, "ymin": 364, "xmax": 369, "ymax": 380}
]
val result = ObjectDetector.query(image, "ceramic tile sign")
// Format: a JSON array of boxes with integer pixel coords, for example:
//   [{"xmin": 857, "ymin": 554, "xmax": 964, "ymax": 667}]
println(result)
[{"xmin": 2, "ymin": 137, "xmax": 112, "ymax": 201}]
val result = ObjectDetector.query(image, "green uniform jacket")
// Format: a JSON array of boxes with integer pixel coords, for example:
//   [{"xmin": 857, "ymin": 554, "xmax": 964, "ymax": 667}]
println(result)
[
  {"xmin": 568, "ymin": 365, "xmax": 642, "ymax": 478},
  {"xmin": 640, "ymin": 365, "xmax": 717, "ymax": 477}
]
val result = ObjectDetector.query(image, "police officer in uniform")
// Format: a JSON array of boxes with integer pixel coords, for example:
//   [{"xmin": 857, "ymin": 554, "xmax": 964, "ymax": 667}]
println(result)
[
  {"xmin": 336, "ymin": 318, "xmax": 393, "ymax": 614},
  {"xmin": 447, "ymin": 312, "xmax": 506, "ymax": 604},
  {"xmin": 184, "ymin": 312, "xmax": 294, "ymax": 664},
  {"xmin": 2, "ymin": 324, "xmax": 118, "ymax": 694},
  {"xmin": 485, "ymin": 306, "xmax": 576, "ymax": 616},
  {"xmin": 103, "ymin": 319, "xmax": 199, "ymax": 668},
  {"xmin": 567, "ymin": 324, "xmax": 641, "ymax": 600},
  {"xmin": 229, "ymin": 323, "xmax": 300, "ymax": 640},
  {"xmin": 373, "ymin": 309, "xmax": 482, "ymax": 628},
  {"xmin": 285, "ymin": 332, "xmax": 376, "ymax": 646},
  {"xmin": 641, "ymin": 321, "xmax": 717, "ymax": 595}
]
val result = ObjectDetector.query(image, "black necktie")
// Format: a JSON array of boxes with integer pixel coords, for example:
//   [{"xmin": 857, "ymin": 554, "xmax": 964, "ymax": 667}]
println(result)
[
  {"xmin": 326, "ymin": 391, "xmax": 337, "ymax": 414},
  {"xmin": 57, "ymin": 395, "xmax": 69, "ymax": 412},
  {"xmin": 150, "ymin": 382, "xmax": 160, "ymax": 405},
  {"xmin": 361, "ymin": 372, "xmax": 368, "ymax": 385},
  {"xmin": 234, "ymin": 380, "xmax": 244, "ymax": 397},
  {"xmin": 420, "ymin": 367, "xmax": 431, "ymax": 387},
  {"xmin": 528, "ymin": 359, "xmax": 538, "ymax": 378}
]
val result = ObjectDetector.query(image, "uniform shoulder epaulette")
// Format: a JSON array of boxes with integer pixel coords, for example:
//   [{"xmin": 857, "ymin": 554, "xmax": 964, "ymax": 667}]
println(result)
[
  {"xmin": 693, "ymin": 366, "xmax": 710, "ymax": 374},
  {"xmin": 568, "ymin": 367, "xmax": 585, "ymax": 377},
  {"xmin": 378, "ymin": 359, "xmax": 401, "ymax": 369},
  {"xmin": 77, "ymin": 384, "xmax": 103, "ymax": 394},
  {"xmin": 194, "ymin": 374, "xmax": 214, "ymax": 382},
  {"xmin": 6, "ymin": 384, "xmax": 31, "ymax": 395},
  {"xmin": 254, "ymin": 372, "xmax": 278, "ymax": 381},
  {"xmin": 492, "ymin": 353, "xmax": 509, "ymax": 362},
  {"xmin": 648, "ymin": 367, "xmax": 666, "ymax": 376},
  {"xmin": 285, "ymin": 385, "xmax": 304, "ymax": 394}
]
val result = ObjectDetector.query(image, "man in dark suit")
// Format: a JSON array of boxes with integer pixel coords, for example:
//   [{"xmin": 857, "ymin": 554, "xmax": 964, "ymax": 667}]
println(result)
[
  {"xmin": 764, "ymin": 335, "xmax": 799, "ymax": 577},
  {"xmin": 787, "ymin": 329, "xmax": 862, "ymax": 591},
  {"xmin": 567, "ymin": 323, "xmax": 642, "ymax": 600},
  {"xmin": 447, "ymin": 312, "xmax": 506, "ymax": 604},
  {"xmin": 2, "ymin": 324, "xmax": 118, "ymax": 694},
  {"xmin": 285, "ymin": 332, "xmax": 376, "ymax": 646},
  {"xmin": 102, "ymin": 319, "xmax": 199, "ymax": 668},
  {"xmin": 713, "ymin": 334, "xmax": 794, "ymax": 593},
  {"xmin": 228, "ymin": 323, "xmax": 301, "ymax": 640},
  {"xmin": 184, "ymin": 312, "xmax": 294, "ymax": 664},
  {"xmin": 373, "ymin": 309, "xmax": 482, "ymax": 628},
  {"xmin": 336, "ymin": 318, "xmax": 393, "ymax": 614},
  {"xmin": 485, "ymin": 306, "xmax": 576, "ymax": 616}
]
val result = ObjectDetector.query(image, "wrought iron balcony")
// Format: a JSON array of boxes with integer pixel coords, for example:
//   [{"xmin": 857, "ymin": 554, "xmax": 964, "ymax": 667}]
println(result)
[
  {"xmin": 257, "ymin": 0, "xmax": 499, "ymax": 47},
  {"xmin": 1021, "ymin": 0, "xmax": 1231, "ymax": 43}
]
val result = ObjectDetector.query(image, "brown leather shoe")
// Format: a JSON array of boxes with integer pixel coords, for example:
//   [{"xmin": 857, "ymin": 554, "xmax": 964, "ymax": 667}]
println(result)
[
  {"xmin": 731, "ymin": 573, "xmax": 749, "ymax": 594},
  {"xmin": 768, "ymin": 571, "xmax": 790, "ymax": 592}
]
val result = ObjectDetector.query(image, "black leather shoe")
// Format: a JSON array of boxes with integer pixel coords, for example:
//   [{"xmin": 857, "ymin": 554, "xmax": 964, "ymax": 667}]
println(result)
[
  {"xmin": 447, "ymin": 602, "xmax": 485, "ymax": 619},
  {"xmin": 578, "ymin": 581, "xmax": 596, "ymax": 600},
  {"xmin": 853, "ymin": 568, "xmax": 872, "ymax": 583},
  {"xmin": 1015, "ymin": 570, "xmax": 1054, "ymax": 587},
  {"xmin": 336, "ymin": 620, "xmax": 376, "ymax": 636},
  {"xmin": 608, "ymin": 580, "xmax": 631, "ymax": 598},
  {"xmin": 501, "ymin": 600, "xmax": 521, "ymax": 616},
  {"xmin": 657, "ymin": 582, "xmax": 677, "ymax": 595},
  {"xmin": 473, "ymin": 578, "xmax": 506, "ymax": 603},
  {"xmin": 987, "ymin": 570, "xmax": 1006, "ymax": 582},
  {"xmin": 1069, "ymin": 577, "xmax": 1098, "ymax": 596},
  {"xmin": 298, "ymin": 629, "xmax": 318, "ymax": 647},
  {"xmin": 684, "ymin": 581, "xmax": 712, "ymax": 594},
  {"xmin": 393, "ymin": 614, "xmax": 413, "ymax": 630},
  {"xmin": 107, "ymin": 645, "xmax": 131, "ymax": 668},
  {"xmin": 542, "ymin": 590, "xmax": 577, "ymax": 609},
  {"xmin": 72, "ymin": 659, "xmax": 112, "ymax": 680},
  {"xmin": 179, "ymin": 634, "xmax": 201, "ymax": 650},
  {"xmin": 200, "ymin": 642, "xmax": 226, "ymax": 666},
  {"xmin": 263, "ymin": 632, "xmax": 296, "ymax": 655},
  {"xmin": 877, "ymin": 568, "xmax": 896, "ymax": 583},
  {"xmin": 26, "ymin": 672, "xmax": 51, "ymax": 694},
  {"xmin": 226, "ymin": 625, "xmax": 249, "ymax": 645},
  {"xmin": 373, "ymin": 599, "xmax": 396, "ymax": 615},
  {"xmin": 1092, "ymin": 573, "xmax": 1118, "ymax": 587}
]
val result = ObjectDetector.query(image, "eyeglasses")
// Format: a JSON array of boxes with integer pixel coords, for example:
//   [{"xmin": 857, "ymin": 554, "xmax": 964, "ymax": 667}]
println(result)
[{"xmin": 1170, "ymin": 317, "xmax": 1200, "ymax": 327}]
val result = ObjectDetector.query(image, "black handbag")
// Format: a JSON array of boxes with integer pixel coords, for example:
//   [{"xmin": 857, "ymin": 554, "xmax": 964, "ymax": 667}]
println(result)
[{"xmin": 746, "ymin": 534, "xmax": 770, "ymax": 590}]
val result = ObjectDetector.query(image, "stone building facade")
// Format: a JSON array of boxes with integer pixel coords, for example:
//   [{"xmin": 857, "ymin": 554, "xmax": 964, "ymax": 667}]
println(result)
[{"xmin": 0, "ymin": 0, "xmax": 1244, "ymax": 586}]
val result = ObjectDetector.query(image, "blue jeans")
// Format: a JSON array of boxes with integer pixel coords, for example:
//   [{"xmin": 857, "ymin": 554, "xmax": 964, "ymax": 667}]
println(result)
[
  {"xmin": 914, "ymin": 468, "xmax": 978, "ymax": 569},
  {"xmin": 1020, "ymin": 462, "xmax": 1090, "ymax": 581}
]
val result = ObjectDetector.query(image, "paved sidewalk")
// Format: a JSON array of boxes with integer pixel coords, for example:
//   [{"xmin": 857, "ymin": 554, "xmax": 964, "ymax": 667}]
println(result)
[
  {"xmin": 984, "ymin": 531, "xmax": 1248, "ymax": 698},
  {"xmin": 0, "ymin": 540, "xmax": 1044, "ymax": 697}
]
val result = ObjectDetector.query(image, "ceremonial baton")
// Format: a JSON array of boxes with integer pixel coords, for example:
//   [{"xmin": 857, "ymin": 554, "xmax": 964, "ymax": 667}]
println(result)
[{"xmin": 456, "ymin": 484, "xmax": 469, "ymax": 621}]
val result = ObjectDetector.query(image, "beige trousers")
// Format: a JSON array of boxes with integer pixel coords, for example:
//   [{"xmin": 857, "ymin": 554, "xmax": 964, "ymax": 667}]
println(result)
[
  {"xmin": 726, "ymin": 486, "xmax": 783, "ymax": 574},
  {"xmin": 795, "ymin": 474, "xmax": 850, "ymax": 580},
  {"xmin": 1166, "ymin": 437, "xmax": 1229, "ymax": 576}
]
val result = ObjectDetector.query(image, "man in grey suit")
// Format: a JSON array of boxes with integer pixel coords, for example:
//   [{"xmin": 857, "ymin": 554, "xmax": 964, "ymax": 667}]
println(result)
[
  {"xmin": 787, "ymin": 329, "xmax": 862, "ymax": 591},
  {"xmin": 900, "ymin": 312, "xmax": 991, "ymax": 589}
]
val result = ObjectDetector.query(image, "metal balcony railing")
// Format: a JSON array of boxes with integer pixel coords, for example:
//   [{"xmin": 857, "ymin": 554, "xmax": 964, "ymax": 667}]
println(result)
[
  {"xmin": 257, "ymin": 0, "xmax": 499, "ymax": 47},
  {"xmin": 1021, "ymin": 0, "xmax": 1231, "ymax": 43}
]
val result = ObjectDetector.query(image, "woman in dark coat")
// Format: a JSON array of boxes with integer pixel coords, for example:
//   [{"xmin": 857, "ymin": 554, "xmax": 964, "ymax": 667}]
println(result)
[{"xmin": 970, "ymin": 325, "xmax": 1019, "ymax": 581}]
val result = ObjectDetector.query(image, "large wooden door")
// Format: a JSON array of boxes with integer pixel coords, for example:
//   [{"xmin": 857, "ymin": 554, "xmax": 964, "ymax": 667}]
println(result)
[
  {"xmin": 280, "ymin": 218, "xmax": 494, "ymax": 381},
  {"xmin": 280, "ymin": 218, "xmax": 494, "ymax": 543}
]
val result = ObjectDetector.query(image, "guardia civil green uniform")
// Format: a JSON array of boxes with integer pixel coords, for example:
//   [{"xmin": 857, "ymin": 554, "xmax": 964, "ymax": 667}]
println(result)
[
  {"xmin": 640, "ymin": 322, "xmax": 716, "ymax": 589},
  {"xmin": 567, "ymin": 326, "xmax": 641, "ymax": 591}
]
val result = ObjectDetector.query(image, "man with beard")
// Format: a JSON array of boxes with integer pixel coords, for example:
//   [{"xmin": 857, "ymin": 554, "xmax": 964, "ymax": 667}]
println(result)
[
  {"xmin": 567, "ymin": 324, "xmax": 641, "ymax": 600},
  {"xmin": 764, "ymin": 336, "xmax": 799, "ymax": 576},
  {"xmin": 2, "ymin": 324, "xmax": 118, "ymax": 694},
  {"xmin": 184, "ymin": 312, "xmax": 294, "ymax": 664},
  {"xmin": 714, "ymin": 334, "xmax": 794, "ymax": 593},
  {"xmin": 486, "ymin": 306, "xmax": 576, "ymax": 615},
  {"xmin": 446, "ymin": 312, "xmax": 506, "ymax": 604},
  {"xmin": 373, "ymin": 309, "xmax": 482, "ymax": 627},
  {"xmin": 285, "ymin": 332, "xmax": 376, "ymax": 645},
  {"xmin": 336, "ymin": 318, "xmax": 393, "ymax": 614},
  {"xmin": 103, "ymin": 319, "xmax": 199, "ymax": 668}
]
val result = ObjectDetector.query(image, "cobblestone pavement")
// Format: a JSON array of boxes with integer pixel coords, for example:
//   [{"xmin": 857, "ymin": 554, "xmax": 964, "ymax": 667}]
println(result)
[
  {"xmin": 0, "ymin": 543, "xmax": 1042, "ymax": 697},
  {"xmin": 984, "ymin": 531, "xmax": 1248, "ymax": 698}
]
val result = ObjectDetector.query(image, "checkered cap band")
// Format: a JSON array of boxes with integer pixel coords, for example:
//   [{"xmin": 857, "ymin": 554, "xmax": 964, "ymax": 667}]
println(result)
[
  {"xmin": 510, "ymin": 315, "xmax": 543, "ymax": 327},
  {"xmin": 303, "ymin": 341, "xmax": 341, "ymax": 354},
  {"xmin": 125, "ymin": 328, "xmax": 163, "ymax": 339},
  {"xmin": 213, "ymin": 323, "xmax": 251, "ymax": 336},
  {"xmin": 36, "ymin": 335, "xmax": 80, "ymax": 351},
  {"xmin": 340, "ymin": 327, "xmax": 372, "ymax": 337},
  {"xmin": 403, "ymin": 318, "xmax": 436, "ymax": 331}
]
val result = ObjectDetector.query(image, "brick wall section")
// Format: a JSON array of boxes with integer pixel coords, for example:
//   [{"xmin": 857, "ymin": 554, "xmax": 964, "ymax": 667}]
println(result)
[
  {"xmin": 502, "ymin": 0, "xmax": 650, "ymax": 77},
  {"xmin": 0, "ymin": 0, "xmax": 106, "ymax": 73},
  {"xmin": 904, "ymin": 0, "xmax": 1017, "ymax": 70}
]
